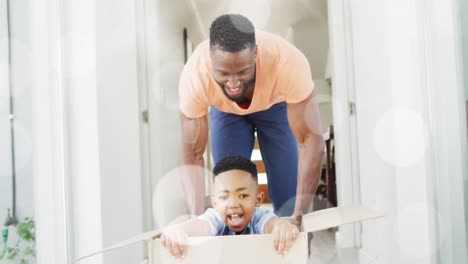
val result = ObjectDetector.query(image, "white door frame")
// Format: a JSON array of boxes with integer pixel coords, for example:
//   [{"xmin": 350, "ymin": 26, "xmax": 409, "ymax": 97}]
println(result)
[
  {"xmin": 31, "ymin": 0, "xmax": 70, "ymax": 263},
  {"xmin": 424, "ymin": 0, "xmax": 468, "ymax": 262},
  {"xmin": 135, "ymin": 0, "xmax": 155, "ymax": 233},
  {"xmin": 327, "ymin": 0, "xmax": 362, "ymax": 249}
]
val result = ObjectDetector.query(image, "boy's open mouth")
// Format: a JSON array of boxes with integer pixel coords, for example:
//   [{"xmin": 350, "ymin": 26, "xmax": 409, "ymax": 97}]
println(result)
[{"xmin": 227, "ymin": 213, "xmax": 244, "ymax": 227}]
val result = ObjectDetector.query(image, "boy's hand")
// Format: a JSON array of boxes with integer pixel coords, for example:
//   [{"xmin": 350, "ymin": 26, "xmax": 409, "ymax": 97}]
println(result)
[
  {"xmin": 160, "ymin": 228, "xmax": 188, "ymax": 260},
  {"xmin": 272, "ymin": 220, "xmax": 300, "ymax": 255}
]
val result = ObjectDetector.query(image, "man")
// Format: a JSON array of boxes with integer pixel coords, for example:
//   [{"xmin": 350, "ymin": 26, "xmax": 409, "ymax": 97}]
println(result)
[{"xmin": 179, "ymin": 14, "xmax": 324, "ymax": 225}]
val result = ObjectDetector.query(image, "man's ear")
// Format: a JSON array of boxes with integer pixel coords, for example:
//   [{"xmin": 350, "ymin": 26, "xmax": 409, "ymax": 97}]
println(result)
[
  {"xmin": 255, "ymin": 191, "xmax": 265, "ymax": 207},
  {"xmin": 210, "ymin": 195, "xmax": 216, "ymax": 208}
]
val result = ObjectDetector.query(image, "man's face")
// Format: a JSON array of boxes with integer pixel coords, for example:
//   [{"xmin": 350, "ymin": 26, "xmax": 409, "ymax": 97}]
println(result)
[
  {"xmin": 211, "ymin": 170, "xmax": 264, "ymax": 234},
  {"xmin": 210, "ymin": 46, "xmax": 256, "ymax": 102}
]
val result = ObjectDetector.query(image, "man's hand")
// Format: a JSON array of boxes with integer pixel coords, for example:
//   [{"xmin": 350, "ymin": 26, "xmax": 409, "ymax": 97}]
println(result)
[
  {"xmin": 160, "ymin": 227, "xmax": 189, "ymax": 260},
  {"xmin": 293, "ymin": 211, "xmax": 315, "ymax": 257},
  {"xmin": 271, "ymin": 219, "xmax": 300, "ymax": 255},
  {"xmin": 293, "ymin": 210, "xmax": 303, "ymax": 229}
]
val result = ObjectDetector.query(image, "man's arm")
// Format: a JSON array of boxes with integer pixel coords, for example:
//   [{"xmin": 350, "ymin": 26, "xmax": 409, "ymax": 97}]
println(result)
[
  {"xmin": 264, "ymin": 216, "xmax": 299, "ymax": 255},
  {"xmin": 286, "ymin": 90, "xmax": 325, "ymax": 225},
  {"xmin": 180, "ymin": 112, "xmax": 209, "ymax": 215}
]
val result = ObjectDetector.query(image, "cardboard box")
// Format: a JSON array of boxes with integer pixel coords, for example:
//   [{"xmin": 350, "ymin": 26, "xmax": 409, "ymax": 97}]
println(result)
[{"xmin": 78, "ymin": 205, "xmax": 383, "ymax": 264}]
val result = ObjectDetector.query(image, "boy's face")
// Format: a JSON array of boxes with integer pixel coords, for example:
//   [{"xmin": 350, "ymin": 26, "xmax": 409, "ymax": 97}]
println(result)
[{"xmin": 210, "ymin": 170, "xmax": 264, "ymax": 234}]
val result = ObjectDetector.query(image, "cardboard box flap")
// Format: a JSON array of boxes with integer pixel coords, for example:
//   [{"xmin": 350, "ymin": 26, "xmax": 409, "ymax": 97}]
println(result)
[
  {"xmin": 150, "ymin": 206, "xmax": 383, "ymax": 264},
  {"xmin": 302, "ymin": 205, "xmax": 384, "ymax": 232},
  {"xmin": 77, "ymin": 229, "xmax": 161, "ymax": 262},
  {"xmin": 78, "ymin": 205, "xmax": 383, "ymax": 263}
]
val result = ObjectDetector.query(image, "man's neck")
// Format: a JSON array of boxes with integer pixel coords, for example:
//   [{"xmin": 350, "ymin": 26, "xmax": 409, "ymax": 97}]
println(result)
[
  {"xmin": 236, "ymin": 97, "xmax": 251, "ymax": 109},
  {"xmin": 244, "ymin": 79, "xmax": 255, "ymax": 100}
]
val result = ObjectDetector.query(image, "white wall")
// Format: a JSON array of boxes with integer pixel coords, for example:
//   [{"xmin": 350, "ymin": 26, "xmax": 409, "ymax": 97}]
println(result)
[
  {"xmin": 290, "ymin": 19, "xmax": 333, "ymax": 135},
  {"xmin": 292, "ymin": 19, "xmax": 329, "ymax": 80},
  {"xmin": 315, "ymin": 79, "xmax": 333, "ymax": 134},
  {"xmin": 144, "ymin": 0, "xmax": 205, "ymax": 228}
]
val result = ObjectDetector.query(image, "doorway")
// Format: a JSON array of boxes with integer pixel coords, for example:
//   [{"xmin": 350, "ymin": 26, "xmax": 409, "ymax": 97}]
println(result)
[{"xmin": 138, "ymin": 0, "xmax": 362, "ymax": 260}]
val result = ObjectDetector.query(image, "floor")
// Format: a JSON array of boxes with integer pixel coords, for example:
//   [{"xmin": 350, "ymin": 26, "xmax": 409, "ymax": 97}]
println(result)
[{"xmin": 308, "ymin": 230, "xmax": 359, "ymax": 264}]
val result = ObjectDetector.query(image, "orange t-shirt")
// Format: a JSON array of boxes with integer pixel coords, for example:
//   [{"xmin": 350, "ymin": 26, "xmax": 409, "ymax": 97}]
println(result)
[{"xmin": 179, "ymin": 31, "xmax": 314, "ymax": 119}]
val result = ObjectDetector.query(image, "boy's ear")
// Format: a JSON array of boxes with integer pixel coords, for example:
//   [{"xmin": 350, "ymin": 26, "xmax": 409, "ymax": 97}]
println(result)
[
  {"xmin": 210, "ymin": 195, "xmax": 216, "ymax": 208},
  {"xmin": 255, "ymin": 191, "xmax": 264, "ymax": 207}
]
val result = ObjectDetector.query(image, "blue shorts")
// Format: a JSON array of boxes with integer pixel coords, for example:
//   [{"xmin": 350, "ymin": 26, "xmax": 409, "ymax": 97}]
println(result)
[{"xmin": 209, "ymin": 102, "xmax": 298, "ymax": 216}]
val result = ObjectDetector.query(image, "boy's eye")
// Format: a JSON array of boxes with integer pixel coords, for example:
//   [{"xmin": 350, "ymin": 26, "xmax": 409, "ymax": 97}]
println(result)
[
  {"xmin": 218, "ymin": 196, "xmax": 228, "ymax": 200},
  {"xmin": 240, "ymin": 194, "xmax": 249, "ymax": 199}
]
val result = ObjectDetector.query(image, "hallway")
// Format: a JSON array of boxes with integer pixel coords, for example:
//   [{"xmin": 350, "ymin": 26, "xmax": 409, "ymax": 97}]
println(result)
[{"xmin": 7, "ymin": 0, "xmax": 467, "ymax": 263}]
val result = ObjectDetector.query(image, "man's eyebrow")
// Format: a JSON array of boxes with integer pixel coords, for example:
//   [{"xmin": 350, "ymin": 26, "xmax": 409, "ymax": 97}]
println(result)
[
  {"xmin": 215, "ymin": 66, "xmax": 251, "ymax": 74},
  {"xmin": 214, "ymin": 69, "xmax": 230, "ymax": 76}
]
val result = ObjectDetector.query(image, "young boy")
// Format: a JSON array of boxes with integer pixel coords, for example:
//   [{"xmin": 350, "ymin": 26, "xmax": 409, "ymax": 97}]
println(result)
[{"xmin": 161, "ymin": 156, "xmax": 300, "ymax": 260}]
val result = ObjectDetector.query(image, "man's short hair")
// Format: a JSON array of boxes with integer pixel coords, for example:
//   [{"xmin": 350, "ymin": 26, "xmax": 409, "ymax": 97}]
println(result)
[
  {"xmin": 213, "ymin": 155, "xmax": 258, "ymax": 181},
  {"xmin": 209, "ymin": 14, "xmax": 256, "ymax": 52}
]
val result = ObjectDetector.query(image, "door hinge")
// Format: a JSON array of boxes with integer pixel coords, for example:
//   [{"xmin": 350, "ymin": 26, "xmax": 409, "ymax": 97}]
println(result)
[
  {"xmin": 349, "ymin": 102, "xmax": 356, "ymax": 116},
  {"xmin": 142, "ymin": 110, "xmax": 149, "ymax": 123}
]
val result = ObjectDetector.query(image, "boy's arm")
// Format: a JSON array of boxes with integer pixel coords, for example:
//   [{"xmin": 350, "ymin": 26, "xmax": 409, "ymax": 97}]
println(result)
[
  {"xmin": 264, "ymin": 216, "xmax": 300, "ymax": 255},
  {"xmin": 161, "ymin": 218, "xmax": 211, "ymax": 260}
]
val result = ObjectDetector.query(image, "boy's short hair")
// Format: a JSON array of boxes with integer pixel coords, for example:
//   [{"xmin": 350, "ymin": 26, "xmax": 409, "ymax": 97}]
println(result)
[{"xmin": 212, "ymin": 155, "xmax": 258, "ymax": 181}]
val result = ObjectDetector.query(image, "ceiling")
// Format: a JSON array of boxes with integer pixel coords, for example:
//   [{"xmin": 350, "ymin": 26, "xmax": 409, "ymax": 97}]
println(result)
[{"xmin": 190, "ymin": 0, "xmax": 328, "ymax": 37}]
